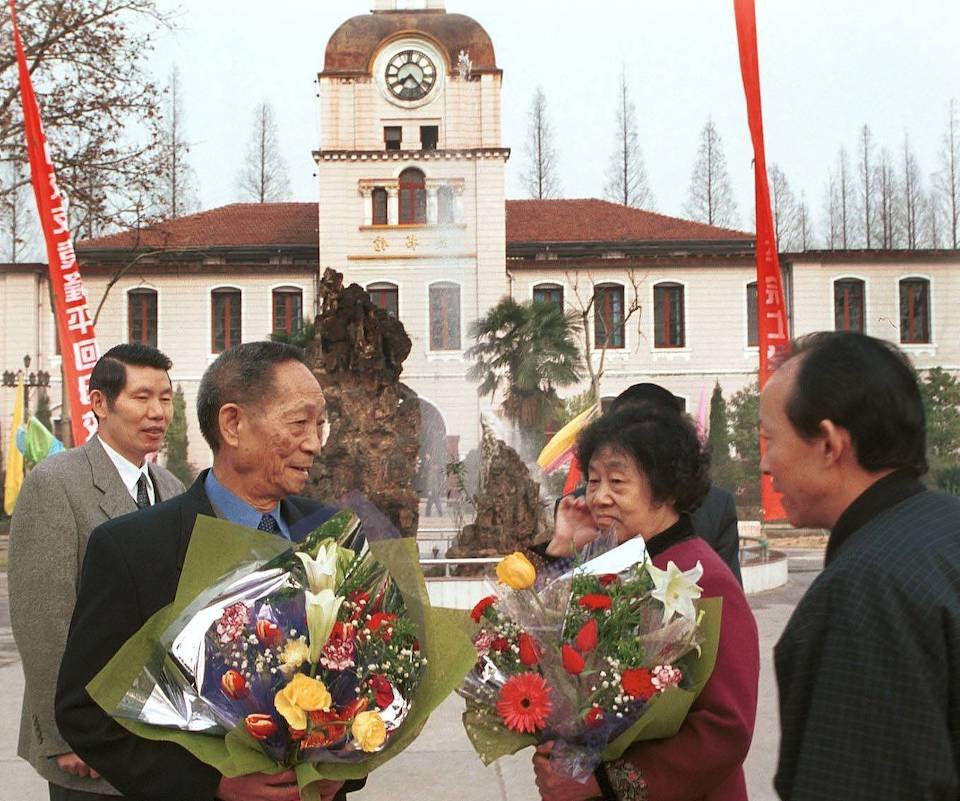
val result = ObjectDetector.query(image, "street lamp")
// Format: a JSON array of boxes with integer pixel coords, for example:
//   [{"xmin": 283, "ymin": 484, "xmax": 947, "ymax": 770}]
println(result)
[{"xmin": 2, "ymin": 354, "xmax": 51, "ymax": 412}]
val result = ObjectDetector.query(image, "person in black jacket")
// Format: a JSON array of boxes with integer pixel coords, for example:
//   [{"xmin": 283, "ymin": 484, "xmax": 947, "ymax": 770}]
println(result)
[
  {"xmin": 555, "ymin": 383, "xmax": 743, "ymax": 584},
  {"xmin": 56, "ymin": 342, "xmax": 358, "ymax": 801}
]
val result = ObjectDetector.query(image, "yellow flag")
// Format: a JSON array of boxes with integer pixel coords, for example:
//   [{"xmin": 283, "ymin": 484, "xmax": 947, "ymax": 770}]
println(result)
[{"xmin": 4, "ymin": 374, "xmax": 25, "ymax": 515}]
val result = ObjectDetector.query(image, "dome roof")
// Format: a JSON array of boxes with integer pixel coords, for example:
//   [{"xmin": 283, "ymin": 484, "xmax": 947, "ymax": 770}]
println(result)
[{"xmin": 321, "ymin": 11, "xmax": 498, "ymax": 76}]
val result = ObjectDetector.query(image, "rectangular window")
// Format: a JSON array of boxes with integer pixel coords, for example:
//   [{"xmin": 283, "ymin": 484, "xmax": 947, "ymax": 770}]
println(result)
[
  {"xmin": 594, "ymin": 285, "xmax": 625, "ymax": 349},
  {"xmin": 746, "ymin": 282, "xmax": 758, "ymax": 347},
  {"xmin": 533, "ymin": 285, "xmax": 564, "ymax": 308},
  {"xmin": 272, "ymin": 288, "xmax": 303, "ymax": 336},
  {"xmin": 420, "ymin": 125, "xmax": 438, "ymax": 150},
  {"xmin": 212, "ymin": 289, "xmax": 241, "ymax": 352},
  {"xmin": 437, "ymin": 185, "xmax": 455, "ymax": 224},
  {"xmin": 429, "ymin": 284, "xmax": 461, "ymax": 350},
  {"xmin": 900, "ymin": 279, "xmax": 931, "ymax": 344},
  {"xmin": 372, "ymin": 188, "xmax": 388, "ymax": 225},
  {"xmin": 368, "ymin": 284, "xmax": 399, "ymax": 318},
  {"xmin": 384, "ymin": 126, "xmax": 402, "ymax": 151},
  {"xmin": 834, "ymin": 280, "xmax": 865, "ymax": 333},
  {"xmin": 128, "ymin": 290, "xmax": 158, "ymax": 348},
  {"xmin": 654, "ymin": 283, "xmax": 685, "ymax": 348}
]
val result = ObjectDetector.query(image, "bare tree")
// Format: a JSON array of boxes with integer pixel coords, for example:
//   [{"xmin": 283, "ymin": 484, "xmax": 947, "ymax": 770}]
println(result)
[
  {"xmin": 857, "ymin": 124, "xmax": 876, "ymax": 247},
  {"xmin": 901, "ymin": 134, "xmax": 925, "ymax": 249},
  {"xmin": 0, "ymin": 160, "xmax": 34, "ymax": 260},
  {"xmin": 769, "ymin": 164, "xmax": 801, "ymax": 250},
  {"xmin": 934, "ymin": 98, "xmax": 960, "ymax": 248},
  {"xmin": 928, "ymin": 176, "xmax": 945, "ymax": 248},
  {"xmin": 0, "ymin": 0, "xmax": 170, "ymax": 234},
  {"xmin": 603, "ymin": 69, "xmax": 653, "ymax": 209},
  {"xmin": 798, "ymin": 191, "xmax": 813, "ymax": 250},
  {"xmin": 153, "ymin": 67, "xmax": 197, "ymax": 219},
  {"xmin": 823, "ymin": 172, "xmax": 839, "ymax": 248},
  {"xmin": 522, "ymin": 86, "xmax": 561, "ymax": 199},
  {"xmin": 237, "ymin": 102, "xmax": 290, "ymax": 203},
  {"xmin": 684, "ymin": 119, "xmax": 738, "ymax": 227},
  {"xmin": 825, "ymin": 147, "xmax": 853, "ymax": 248},
  {"xmin": 876, "ymin": 148, "xmax": 900, "ymax": 248}
]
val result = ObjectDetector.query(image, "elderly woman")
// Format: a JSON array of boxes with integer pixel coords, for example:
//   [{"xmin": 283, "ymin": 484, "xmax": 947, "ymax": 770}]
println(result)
[{"xmin": 534, "ymin": 403, "xmax": 759, "ymax": 801}]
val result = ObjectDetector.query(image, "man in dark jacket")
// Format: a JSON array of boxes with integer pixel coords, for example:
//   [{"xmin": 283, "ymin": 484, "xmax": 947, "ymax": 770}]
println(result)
[
  {"xmin": 56, "ymin": 342, "xmax": 356, "ymax": 801},
  {"xmin": 763, "ymin": 332, "xmax": 960, "ymax": 800}
]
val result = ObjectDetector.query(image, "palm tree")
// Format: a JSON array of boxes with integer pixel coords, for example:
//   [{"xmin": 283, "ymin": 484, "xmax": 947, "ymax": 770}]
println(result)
[{"xmin": 467, "ymin": 297, "xmax": 582, "ymax": 436}]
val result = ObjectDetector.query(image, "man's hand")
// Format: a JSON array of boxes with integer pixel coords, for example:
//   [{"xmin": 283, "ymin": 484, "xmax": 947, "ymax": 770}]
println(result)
[
  {"xmin": 55, "ymin": 752, "xmax": 99, "ymax": 779},
  {"xmin": 216, "ymin": 770, "xmax": 300, "ymax": 801},
  {"xmin": 533, "ymin": 742, "xmax": 602, "ymax": 801},
  {"xmin": 548, "ymin": 495, "xmax": 599, "ymax": 556}
]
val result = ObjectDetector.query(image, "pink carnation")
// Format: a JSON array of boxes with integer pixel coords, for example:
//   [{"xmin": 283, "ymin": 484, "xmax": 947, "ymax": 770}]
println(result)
[
  {"xmin": 473, "ymin": 630, "xmax": 498, "ymax": 658},
  {"xmin": 319, "ymin": 635, "xmax": 356, "ymax": 670},
  {"xmin": 216, "ymin": 603, "xmax": 250, "ymax": 644},
  {"xmin": 651, "ymin": 664, "xmax": 683, "ymax": 691}
]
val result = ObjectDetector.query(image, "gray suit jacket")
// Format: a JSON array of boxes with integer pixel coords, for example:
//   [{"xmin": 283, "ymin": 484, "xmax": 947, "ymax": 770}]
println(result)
[{"xmin": 8, "ymin": 436, "xmax": 184, "ymax": 793}]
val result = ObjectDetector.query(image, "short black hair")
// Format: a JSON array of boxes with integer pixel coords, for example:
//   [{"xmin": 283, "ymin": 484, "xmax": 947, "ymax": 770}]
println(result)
[
  {"xmin": 609, "ymin": 383, "xmax": 684, "ymax": 414},
  {"xmin": 783, "ymin": 331, "xmax": 927, "ymax": 477},
  {"xmin": 88, "ymin": 344, "xmax": 173, "ymax": 415},
  {"xmin": 197, "ymin": 341, "xmax": 307, "ymax": 452},
  {"xmin": 576, "ymin": 403, "xmax": 710, "ymax": 513}
]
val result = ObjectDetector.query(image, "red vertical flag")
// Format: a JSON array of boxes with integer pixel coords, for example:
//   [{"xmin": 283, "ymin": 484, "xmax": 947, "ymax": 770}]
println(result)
[
  {"xmin": 733, "ymin": 0, "xmax": 788, "ymax": 521},
  {"xmin": 9, "ymin": 0, "xmax": 99, "ymax": 445}
]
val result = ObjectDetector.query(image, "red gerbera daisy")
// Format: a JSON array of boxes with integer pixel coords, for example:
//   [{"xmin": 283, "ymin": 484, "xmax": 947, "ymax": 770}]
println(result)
[{"xmin": 496, "ymin": 673, "xmax": 552, "ymax": 734}]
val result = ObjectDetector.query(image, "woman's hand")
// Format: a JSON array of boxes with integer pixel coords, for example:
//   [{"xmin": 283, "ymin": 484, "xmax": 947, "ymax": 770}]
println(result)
[
  {"xmin": 533, "ymin": 742, "xmax": 603, "ymax": 801},
  {"xmin": 547, "ymin": 495, "xmax": 599, "ymax": 557}
]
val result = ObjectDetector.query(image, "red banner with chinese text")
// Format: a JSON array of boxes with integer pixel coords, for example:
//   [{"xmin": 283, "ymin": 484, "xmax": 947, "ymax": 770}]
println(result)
[
  {"xmin": 734, "ymin": 0, "xmax": 788, "ymax": 521},
  {"xmin": 9, "ymin": 0, "xmax": 99, "ymax": 445}
]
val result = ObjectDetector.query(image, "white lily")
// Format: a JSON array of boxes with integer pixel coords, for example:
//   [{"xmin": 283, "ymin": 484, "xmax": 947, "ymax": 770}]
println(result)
[
  {"xmin": 648, "ymin": 560, "xmax": 704, "ymax": 624},
  {"xmin": 296, "ymin": 540, "xmax": 339, "ymax": 593},
  {"xmin": 305, "ymin": 588, "xmax": 344, "ymax": 663}
]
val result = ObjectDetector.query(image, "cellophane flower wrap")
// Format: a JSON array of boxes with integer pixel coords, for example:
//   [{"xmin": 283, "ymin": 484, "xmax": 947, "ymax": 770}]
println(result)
[
  {"xmin": 85, "ymin": 495, "xmax": 476, "ymax": 800},
  {"xmin": 458, "ymin": 535, "xmax": 722, "ymax": 780}
]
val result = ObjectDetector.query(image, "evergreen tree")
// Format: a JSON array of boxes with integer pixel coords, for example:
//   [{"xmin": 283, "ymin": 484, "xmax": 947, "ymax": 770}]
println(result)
[
  {"xmin": 162, "ymin": 384, "xmax": 194, "ymax": 485},
  {"xmin": 708, "ymin": 382, "xmax": 735, "ymax": 492},
  {"xmin": 918, "ymin": 367, "xmax": 960, "ymax": 483}
]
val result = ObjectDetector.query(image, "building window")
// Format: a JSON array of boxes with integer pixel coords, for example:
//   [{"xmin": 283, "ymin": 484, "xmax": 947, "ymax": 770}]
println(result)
[
  {"xmin": 399, "ymin": 168, "xmax": 426, "ymax": 224},
  {"xmin": 899, "ymin": 277, "xmax": 931, "ymax": 344},
  {"xmin": 384, "ymin": 126, "xmax": 402, "ymax": 151},
  {"xmin": 594, "ymin": 284, "xmax": 625, "ymax": 349},
  {"xmin": 437, "ymin": 185, "xmax": 455, "ymax": 224},
  {"xmin": 420, "ymin": 125, "xmax": 438, "ymax": 150},
  {"xmin": 368, "ymin": 282, "xmax": 399, "ymax": 318},
  {"xmin": 746, "ymin": 281, "xmax": 758, "ymax": 347},
  {"xmin": 211, "ymin": 288, "xmax": 241, "ymax": 353},
  {"xmin": 429, "ymin": 283, "xmax": 461, "ymax": 350},
  {"xmin": 128, "ymin": 289, "xmax": 157, "ymax": 347},
  {"xmin": 654, "ymin": 282, "xmax": 685, "ymax": 348},
  {"xmin": 372, "ymin": 187, "xmax": 388, "ymax": 225},
  {"xmin": 834, "ymin": 278, "xmax": 865, "ymax": 333},
  {"xmin": 533, "ymin": 283, "xmax": 564, "ymax": 308},
  {"xmin": 272, "ymin": 287, "xmax": 303, "ymax": 336}
]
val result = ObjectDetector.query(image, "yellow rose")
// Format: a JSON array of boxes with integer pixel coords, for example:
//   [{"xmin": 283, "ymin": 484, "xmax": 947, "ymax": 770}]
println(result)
[
  {"xmin": 351, "ymin": 710, "xmax": 386, "ymax": 752},
  {"xmin": 496, "ymin": 552, "xmax": 536, "ymax": 590},
  {"xmin": 274, "ymin": 673, "xmax": 332, "ymax": 731}
]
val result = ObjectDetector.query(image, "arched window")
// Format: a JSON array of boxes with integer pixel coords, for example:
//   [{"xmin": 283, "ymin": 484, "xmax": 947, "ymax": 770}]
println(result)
[
  {"xmin": 437, "ymin": 185, "xmax": 455, "ymax": 224},
  {"xmin": 899, "ymin": 277, "xmax": 930, "ymax": 343},
  {"xmin": 128, "ymin": 288, "xmax": 157, "ymax": 347},
  {"xmin": 372, "ymin": 187, "xmax": 388, "ymax": 225},
  {"xmin": 654, "ymin": 282, "xmax": 685, "ymax": 348},
  {"xmin": 429, "ymin": 282, "xmax": 461, "ymax": 350},
  {"xmin": 211, "ymin": 288, "xmax": 242, "ymax": 353},
  {"xmin": 272, "ymin": 286, "xmax": 303, "ymax": 336},
  {"xmin": 398, "ymin": 168, "xmax": 426, "ymax": 224},
  {"xmin": 746, "ymin": 282, "xmax": 758, "ymax": 347},
  {"xmin": 833, "ymin": 278, "xmax": 865, "ymax": 333},
  {"xmin": 368, "ymin": 282, "xmax": 399, "ymax": 318},
  {"xmin": 533, "ymin": 283, "xmax": 564, "ymax": 308},
  {"xmin": 594, "ymin": 284, "xmax": 625, "ymax": 349}
]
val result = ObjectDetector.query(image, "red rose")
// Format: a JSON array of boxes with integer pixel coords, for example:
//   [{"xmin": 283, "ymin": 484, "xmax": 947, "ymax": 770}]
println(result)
[
  {"xmin": 369, "ymin": 674, "xmax": 395, "ymax": 709},
  {"xmin": 599, "ymin": 573, "xmax": 619, "ymax": 587},
  {"xmin": 518, "ymin": 633, "xmax": 541, "ymax": 666},
  {"xmin": 490, "ymin": 636, "xmax": 511, "ymax": 653},
  {"xmin": 470, "ymin": 595, "xmax": 497, "ymax": 624},
  {"xmin": 255, "ymin": 619, "xmax": 282, "ymax": 649},
  {"xmin": 578, "ymin": 593, "xmax": 613, "ymax": 612},
  {"xmin": 220, "ymin": 669, "xmax": 249, "ymax": 700},
  {"xmin": 244, "ymin": 713, "xmax": 276, "ymax": 741},
  {"xmin": 621, "ymin": 668, "xmax": 657, "ymax": 701},
  {"xmin": 584, "ymin": 707, "xmax": 605, "ymax": 727},
  {"xmin": 574, "ymin": 618, "xmax": 598, "ymax": 653},
  {"xmin": 561, "ymin": 643, "xmax": 585, "ymax": 675},
  {"xmin": 367, "ymin": 612, "xmax": 397, "ymax": 641}
]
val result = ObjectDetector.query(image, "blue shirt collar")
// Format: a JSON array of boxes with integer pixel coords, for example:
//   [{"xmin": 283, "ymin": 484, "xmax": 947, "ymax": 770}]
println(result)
[{"xmin": 204, "ymin": 469, "xmax": 291, "ymax": 540}]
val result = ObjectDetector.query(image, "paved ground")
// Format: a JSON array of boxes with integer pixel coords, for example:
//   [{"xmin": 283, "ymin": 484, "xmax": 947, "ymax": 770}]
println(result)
[{"xmin": 0, "ymin": 552, "xmax": 823, "ymax": 801}]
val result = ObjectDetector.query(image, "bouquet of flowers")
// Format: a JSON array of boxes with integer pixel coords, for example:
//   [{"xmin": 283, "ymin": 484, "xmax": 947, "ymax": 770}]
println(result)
[
  {"xmin": 86, "ymin": 499, "xmax": 476, "ymax": 799},
  {"xmin": 459, "ymin": 541, "xmax": 721, "ymax": 780}
]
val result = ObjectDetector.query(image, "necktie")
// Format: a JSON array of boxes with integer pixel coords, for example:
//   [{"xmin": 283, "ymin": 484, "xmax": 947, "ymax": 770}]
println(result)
[
  {"xmin": 257, "ymin": 513, "xmax": 280, "ymax": 535},
  {"xmin": 136, "ymin": 474, "xmax": 152, "ymax": 509}
]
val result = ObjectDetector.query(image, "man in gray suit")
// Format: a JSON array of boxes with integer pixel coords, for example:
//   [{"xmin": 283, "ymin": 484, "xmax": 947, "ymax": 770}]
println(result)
[{"xmin": 8, "ymin": 343, "xmax": 184, "ymax": 801}]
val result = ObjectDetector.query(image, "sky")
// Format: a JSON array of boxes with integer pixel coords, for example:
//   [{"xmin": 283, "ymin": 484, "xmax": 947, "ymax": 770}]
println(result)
[{"xmin": 149, "ymin": 0, "xmax": 960, "ymax": 239}]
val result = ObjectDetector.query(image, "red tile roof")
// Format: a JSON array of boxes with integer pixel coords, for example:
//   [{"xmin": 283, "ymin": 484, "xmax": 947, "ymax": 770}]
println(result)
[
  {"xmin": 505, "ymin": 199, "xmax": 751, "ymax": 243},
  {"xmin": 77, "ymin": 203, "xmax": 318, "ymax": 251}
]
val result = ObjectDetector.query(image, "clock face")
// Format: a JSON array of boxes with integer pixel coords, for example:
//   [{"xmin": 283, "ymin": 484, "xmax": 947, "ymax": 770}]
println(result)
[{"xmin": 385, "ymin": 50, "xmax": 437, "ymax": 101}]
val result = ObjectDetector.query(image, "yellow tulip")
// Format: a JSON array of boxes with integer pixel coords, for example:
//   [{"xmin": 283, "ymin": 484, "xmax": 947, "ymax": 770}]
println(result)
[
  {"xmin": 496, "ymin": 552, "xmax": 536, "ymax": 590},
  {"xmin": 351, "ymin": 710, "xmax": 387, "ymax": 752},
  {"xmin": 274, "ymin": 673, "xmax": 332, "ymax": 731}
]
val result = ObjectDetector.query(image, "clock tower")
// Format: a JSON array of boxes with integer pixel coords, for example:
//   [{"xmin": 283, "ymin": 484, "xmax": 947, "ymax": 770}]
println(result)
[{"xmin": 317, "ymin": 2, "xmax": 508, "ymax": 456}]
